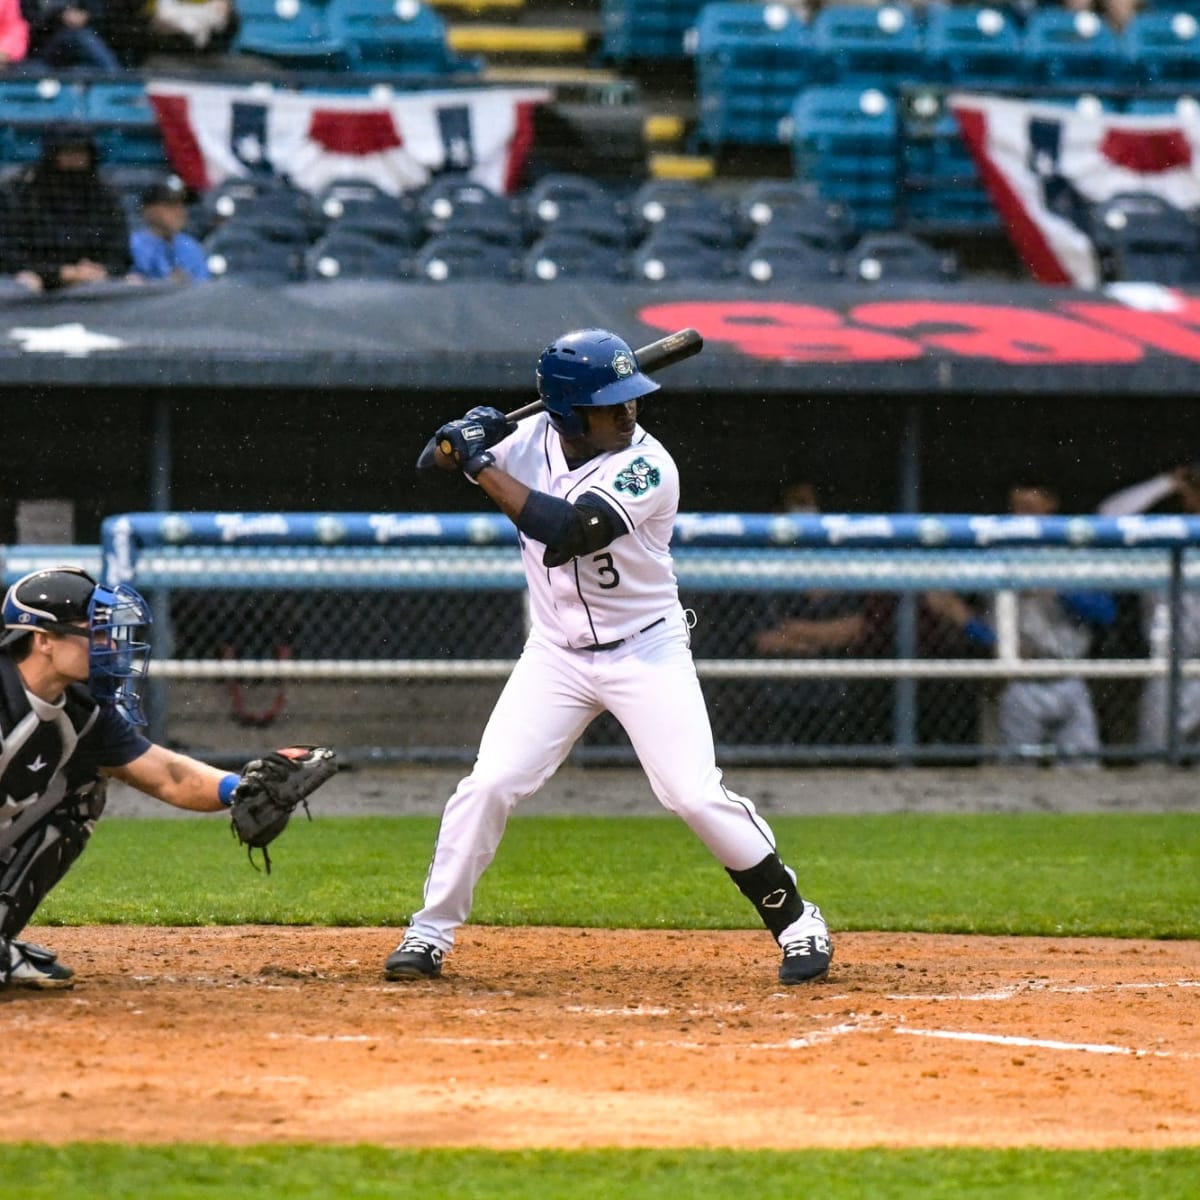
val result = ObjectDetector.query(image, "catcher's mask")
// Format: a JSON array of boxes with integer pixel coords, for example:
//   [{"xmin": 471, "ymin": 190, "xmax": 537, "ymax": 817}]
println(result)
[
  {"xmin": 536, "ymin": 328, "xmax": 659, "ymax": 439},
  {"xmin": 1, "ymin": 566, "xmax": 153, "ymax": 726}
]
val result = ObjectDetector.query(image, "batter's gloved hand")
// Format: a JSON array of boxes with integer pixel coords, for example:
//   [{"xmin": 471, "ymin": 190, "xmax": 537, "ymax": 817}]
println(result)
[
  {"xmin": 229, "ymin": 746, "xmax": 338, "ymax": 873},
  {"xmin": 462, "ymin": 406, "xmax": 516, "ymax": 448},
  {"xmin": 435, "ymin": 417, "xmax": 501, "ymax": 475}
]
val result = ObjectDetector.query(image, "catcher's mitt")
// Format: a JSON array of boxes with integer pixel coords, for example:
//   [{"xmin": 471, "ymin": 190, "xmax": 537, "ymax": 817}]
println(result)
[{"xmin": 229, "ymin": 746, "xmax": 338, "ymax": 872}]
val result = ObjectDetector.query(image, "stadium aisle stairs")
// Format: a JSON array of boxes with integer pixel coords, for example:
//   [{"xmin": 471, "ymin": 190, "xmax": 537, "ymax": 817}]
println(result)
[{"xmin": 434, "ymin": 0, "xmax": 721, "ymax": 181}]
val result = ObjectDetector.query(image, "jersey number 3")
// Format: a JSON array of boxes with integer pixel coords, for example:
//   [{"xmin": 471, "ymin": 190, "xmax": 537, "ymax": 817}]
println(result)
[{"xmin": 593, "ymin": 552, "xmax": 620, "ymax": 589}]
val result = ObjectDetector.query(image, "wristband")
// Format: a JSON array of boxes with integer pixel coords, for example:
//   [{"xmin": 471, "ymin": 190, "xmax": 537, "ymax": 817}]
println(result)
[
  {"xmin": 463, "ymin": 449, "xmax": 495, "ymax": 482},
  {"xmin": 218, "ymin": 773, "xmax": 240, "ymax": 807}
]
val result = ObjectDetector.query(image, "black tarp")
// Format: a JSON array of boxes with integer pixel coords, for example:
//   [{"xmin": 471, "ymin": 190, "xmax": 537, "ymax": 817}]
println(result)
[{"xmin": 3, "ymin": 277, "xmax": 1200, "ymax": 393}]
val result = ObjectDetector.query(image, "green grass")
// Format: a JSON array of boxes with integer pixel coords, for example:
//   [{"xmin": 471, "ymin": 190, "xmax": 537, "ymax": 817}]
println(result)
[
  {"xmin": 5, "ymin": 1145, "xmax": 1200, "ymax": 1199},
  {"xmin": 34, "ymin": 812, "xmax": 1200, "ymax": 939}
]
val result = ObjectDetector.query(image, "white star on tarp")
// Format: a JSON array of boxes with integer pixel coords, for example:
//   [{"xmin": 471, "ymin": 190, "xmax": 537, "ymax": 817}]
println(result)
[{"xmin": 8, "ymin": 324, "xmax": 126, "ymax": 357}]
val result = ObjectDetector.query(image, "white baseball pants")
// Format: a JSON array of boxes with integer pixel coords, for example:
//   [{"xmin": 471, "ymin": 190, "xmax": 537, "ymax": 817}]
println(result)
[{"xmin": 408, "ymin": 617, "xmax": 782, "ymax": 950}]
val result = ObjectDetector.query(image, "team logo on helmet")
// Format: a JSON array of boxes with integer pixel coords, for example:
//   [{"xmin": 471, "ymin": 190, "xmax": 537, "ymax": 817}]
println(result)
[
  {"xmin": 614, "ymin": 457, "xmax": 661, "ymax": 496},
  {"xmin": 612, "ymin": 350, "xmax": 635, "ymax": 379}
]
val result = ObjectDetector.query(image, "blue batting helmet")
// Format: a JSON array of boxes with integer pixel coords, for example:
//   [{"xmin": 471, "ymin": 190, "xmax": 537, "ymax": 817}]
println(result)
[
  {"xmin": 536, "ymin": 328, "xmax": 659, "ymax": 438},
  {"xmin": 1, "ymin": 566, "xmax": 153, "ymax": 725}
]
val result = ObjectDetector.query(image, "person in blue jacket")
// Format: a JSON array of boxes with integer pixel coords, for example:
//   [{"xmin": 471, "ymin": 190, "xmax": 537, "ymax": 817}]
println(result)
[{"xmin": 129, "ymin": 177, "xmax": 210, "ymax": 284}]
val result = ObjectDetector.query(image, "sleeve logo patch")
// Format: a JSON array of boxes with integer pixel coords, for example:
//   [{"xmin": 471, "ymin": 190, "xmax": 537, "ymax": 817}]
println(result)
[{"xmin": 613, "ymin": 456, "xmax": 661, "ymax": 496}]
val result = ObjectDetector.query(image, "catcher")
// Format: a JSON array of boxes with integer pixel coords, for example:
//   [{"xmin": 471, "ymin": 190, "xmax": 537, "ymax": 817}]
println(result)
[{"xmin": 0, "ymin": 566, "xmax": 338, "ymax": 990}]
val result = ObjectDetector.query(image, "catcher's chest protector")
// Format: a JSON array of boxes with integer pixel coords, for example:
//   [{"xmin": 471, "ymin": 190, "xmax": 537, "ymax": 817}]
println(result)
[{"xmin": 0, "ymin": 657, "xmax": 102, "ymax": 820}]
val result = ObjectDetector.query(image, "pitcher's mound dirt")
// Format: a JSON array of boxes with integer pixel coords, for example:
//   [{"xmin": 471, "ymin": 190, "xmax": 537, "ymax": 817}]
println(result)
[{"xmin": 4, "ymin": 927, "xmax": 1198, "ymax": 1149}]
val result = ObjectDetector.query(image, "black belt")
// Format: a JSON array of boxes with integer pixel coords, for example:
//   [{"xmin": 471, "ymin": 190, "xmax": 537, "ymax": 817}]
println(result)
[{"xmin": 585, "ymin": 617, "xmax": 666, "ymax": 652}]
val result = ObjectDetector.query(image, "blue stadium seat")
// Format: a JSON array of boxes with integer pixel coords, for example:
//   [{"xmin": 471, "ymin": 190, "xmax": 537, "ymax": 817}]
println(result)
[
  {"xmin": 328, "ymin": 0, "xmax": 457, "ymax": 74},
  {"xmin": 691, "ymin": 3, "xmax": 820, "ymax": 147},
  {"xmin": 0, "ymin": 79, "xmax": 85, "ymax": 163},
  {"xmin": 306, "ymin": 228, "xmax": 409, "ymax": 279},
  {"xmin": 922, "ymin": 4, "xmax": 1025, "ymax": 88},
  {"xmin": 523, "ymin": 234, "xmax": 629, "ymax": 282},
  {"xmin": 846, "ymin": 232, "xmax": 959, "ymax": 284},
  {"xmin": 204, "ymin": 226, "xmax": 308, "ymax": 283},
  {"xmin": 736, "ymin": 180, "xmax": 858, "ymax": 249},
  {"xmin": 630, "ymin": 178, "xmax": 732, "ymax": 239},
  {"xmin": 85, "ymin": 82, "xmax": 167, "ymax": 166},
  {"xmin": 1022, "ymin": 9, "xmax": 1130, "ymax": 89},
  {"xmin": 810, "ymin": 4, "xmax": 925, "ymax": 89},
  {"xmin": 1124, "ymin": 11, "xmax": 1200, "ymax": 86},
  {"xmin": 232, "ymin": 0, "xmax": 357, "ymax": 71},
  {"xmin": 199, "ymin": 179, "xmax": 321, "ymax": 239},
  {"xmin": 523, "ymin": 172, "xmax": 625, "ymax": 236},
  {"xmin": 789, "ymin": 86, "xmax": 899, "ymax": 230},
  {"xmin": 414, "ymin": 232, "xmax": 520, "ymax": 281},
  {"xmin": 602, "ymin": 0, "xmax": 708, "ymax": 62},
  {"xmin": 325, "ymin": 198, "xmax": 425, "ymax": 247},
  {"xmin": 1089, "ymin": 192, "xmax": 1200, "ymax": 285},
  {"xmin": 738, "ymin": 235, "xmax": 844, "ymax": 285},
  {"xmin": 632, "ymin": 229, "xmax": 737, "ymax": 282}
]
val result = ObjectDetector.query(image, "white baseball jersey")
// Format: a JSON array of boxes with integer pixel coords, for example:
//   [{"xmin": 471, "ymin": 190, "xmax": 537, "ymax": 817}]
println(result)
[{"xmin": 490, "ymin": 413, "xmax": 684, "ymax": 649}]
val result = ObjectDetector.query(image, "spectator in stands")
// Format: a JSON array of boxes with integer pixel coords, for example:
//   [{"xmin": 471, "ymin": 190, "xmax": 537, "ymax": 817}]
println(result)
[
  {"xmin": 129, "ymin": 177, "xmax": 211, "ymax": 284},
  {"xmin": 926, "ymin": 479, "xmax": 1116, "ymax": 764},
  {"xmin": 1063, "ymin": 0, "xmax": 1140, "ymax": 32},
  {"xmin": 0, "ymin": 0, "xmax": 30, "ymax": 64},
  {"xmin": 1099, "ymin": 462, "xmax": 1200, "ymax": 750},
  {"xmin": 0, "ymin": 127, "xmax": 131, "ymax": 293},
  {"xmin": 749, "ymin": 481, "xmax": 885, "ymax": 745},
  {"xmin": 20, "ymin": 0, "xmax": 120, "ymax": 68}
]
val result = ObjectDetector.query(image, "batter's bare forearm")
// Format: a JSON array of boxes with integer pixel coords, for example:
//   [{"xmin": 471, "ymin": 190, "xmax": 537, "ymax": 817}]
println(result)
[{"xmin": 476, "ymin": 466, "xmax": 530, "ymax": 524}]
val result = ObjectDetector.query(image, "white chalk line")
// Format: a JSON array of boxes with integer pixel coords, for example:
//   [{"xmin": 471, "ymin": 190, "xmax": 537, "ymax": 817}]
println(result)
[
  {"xmin": 887, "ymin": 979, "xmax": 1200, "ymax": 1002},
  {"xmin": 893, "ymin": 1027, "xmax": 1193, "ymax": 1059}
]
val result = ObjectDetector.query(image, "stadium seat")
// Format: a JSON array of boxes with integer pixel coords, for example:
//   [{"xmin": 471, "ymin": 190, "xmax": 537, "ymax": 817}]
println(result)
[
  {"xmin": 845, "ymin": 232, "xmax": 959, "ymax": 283},
  {"xmin": 629, "ymin": 178, "xmax": 731, "ymax": 238},
  {"xmin": 632, "ymin": 229, "xmax": 736, "ymax": 282},
  {"xmin": 532, "ymin": 207, "xmax": 633, "ymax": 249},
  {"xmin": 199, "ymin": 179, "xmax": 321, "ymax": 240},
  {"xmin": 1022, "ymin": 9, "xmax": 1130, "ymax": 89},
  {"xmin": 523, "ymin": 172, "xmax": 625, "ymax": 235},
  {"xmin": 738, "ymin": 235, "xmax": 844, "ymax": 285},
  {"xmin": 690, "ymin": 3, "xmax": 820, "ymax": 147},
  {"xmin": 314, "ymin": 177, "xmax": 392, "ymax": 220},
  {"xmin": 602, "ymin": 0, "xmax": 709, "ymax": 62},
  {"xmin": 522, "ymin": 234, "xmax": 630, "ymax": 282},
  {"xmin": 810, "ymin": 3, "xmax": 926, "ymax": 89},
  {"xmin": 204, "ymin": 226, "xmax": 307, "ymax": 282},
  {"xmin": 921, "ymin": 4, "xmax": 1025, "ymax": 88},
  {"xmin": 789, "ymin": 86, "xmax": 899, "ymax": 230},
  {"xmin": 328, "ymin": 0, "xmax": 456, "ymax": 74},
  {"xmin": 1089, "ymin": 192, "xmax": 1200, "ymax": 285},
  {"xmin": 736, "ymin": 180, "xmax": 858, "ymax": 250},
  {"xmin": 325, "ymin": 197, "xmax": 426, "ymax": 247},
  {"xmin": 306, "ymin": 228, "xmax": 409, "ymax": 279},
  {"xmin": 0, "ymin": 79, "xmax": 85, "ymax": 163},
  {"xmin": 416, "ymin": 175, "xmax": 521, "ymax": 236},
  {"xmin": 1124, "ymin": 11, "xmax": 1200, "ymax": 87},
  {"xmin": 84, "ymin": 82, "xmax": 167, "ymax": 167},
  {"xmin": 232, "ymin": 0, "xmax": 357, "ymax": 70},
  {"xmin": 414, "ymin": 232, "xmax": 520, "ymax": 281}
]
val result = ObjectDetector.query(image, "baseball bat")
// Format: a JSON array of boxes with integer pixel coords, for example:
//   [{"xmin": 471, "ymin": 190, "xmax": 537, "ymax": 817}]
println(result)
[{"xmin": 417, "ymin": 328, "xmax": 703, "ymax": 473}]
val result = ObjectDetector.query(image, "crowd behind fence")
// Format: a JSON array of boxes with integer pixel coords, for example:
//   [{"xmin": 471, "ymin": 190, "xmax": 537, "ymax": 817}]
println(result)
[{"xmin": 8, "ymin": 509, "xmax": 1200, "ymax": 766}]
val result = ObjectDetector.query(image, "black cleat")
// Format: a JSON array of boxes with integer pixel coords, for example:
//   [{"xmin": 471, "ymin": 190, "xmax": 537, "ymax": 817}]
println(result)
[
  {"xmin": 778, "ymin": 903, "xmax": 833, "ymax": 984},
  {"xmin": 384, "ymin": 933, "xmax": 445, "ymax": 981}
]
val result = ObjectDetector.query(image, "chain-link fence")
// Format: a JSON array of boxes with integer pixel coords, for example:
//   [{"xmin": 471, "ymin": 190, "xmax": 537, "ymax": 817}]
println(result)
[{"xmin": 75, "ymin": 511, "xmax": 1200, "ymax": 767}]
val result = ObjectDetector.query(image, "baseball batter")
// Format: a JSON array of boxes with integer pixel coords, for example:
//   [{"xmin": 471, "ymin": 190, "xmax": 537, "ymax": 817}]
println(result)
[{"xmin": 386, "ymin": 328, "xmax": 832, "ymax": 986}]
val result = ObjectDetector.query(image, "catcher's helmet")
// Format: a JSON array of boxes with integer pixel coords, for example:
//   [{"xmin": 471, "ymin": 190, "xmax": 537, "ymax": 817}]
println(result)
[
  {"xmin": 1, "ymin": 566, "xmax": 153, "ymax": 725},
  {"xmin": 536, "ymin": 328, "xmax": 659, "ymax": 438}
]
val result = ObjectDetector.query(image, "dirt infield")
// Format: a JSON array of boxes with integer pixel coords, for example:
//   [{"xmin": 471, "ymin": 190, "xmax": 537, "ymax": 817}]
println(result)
[{"xmin": 4, "ymin": 926, "xmax": 1197, "ymax": 1149}]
